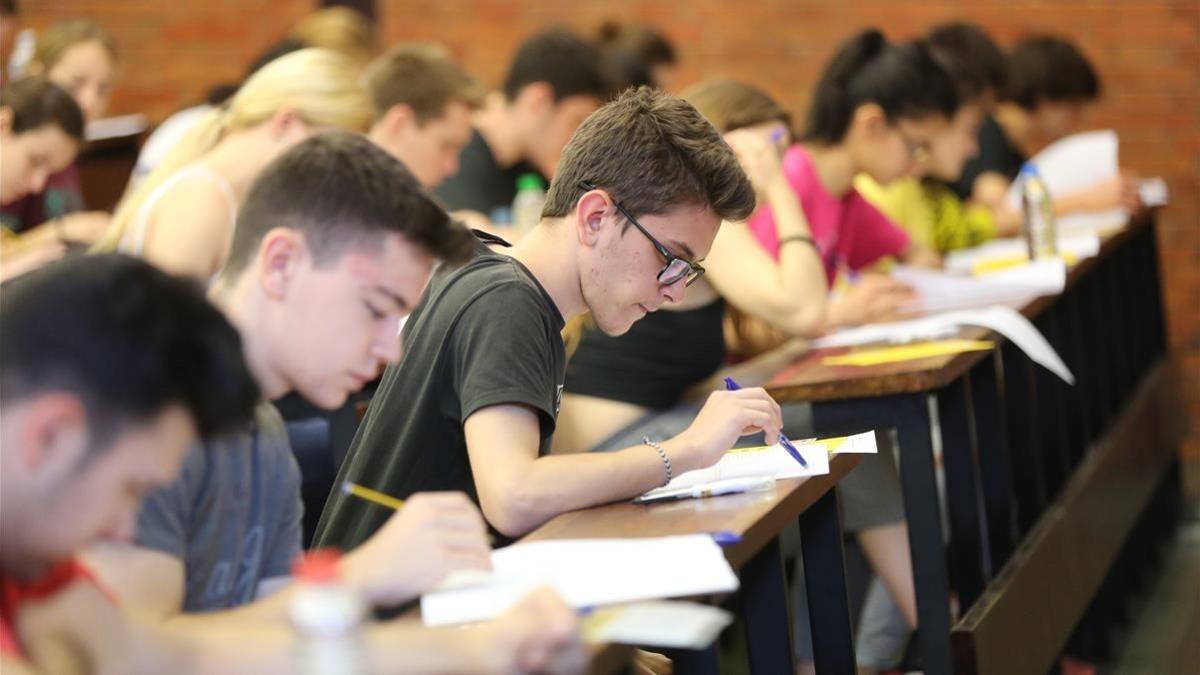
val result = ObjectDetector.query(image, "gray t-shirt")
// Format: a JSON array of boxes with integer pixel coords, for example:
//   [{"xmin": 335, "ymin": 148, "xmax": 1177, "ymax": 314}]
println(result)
[{"xmin": 136, "ymin": 403, "xmax": 303, "ymax": 612}]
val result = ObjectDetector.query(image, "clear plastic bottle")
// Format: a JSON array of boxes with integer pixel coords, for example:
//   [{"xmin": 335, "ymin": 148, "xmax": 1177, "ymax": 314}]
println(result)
[
  {"xmin": 290, "ymin": 550, "xmax": 367, "ymax": 675},
  {"xmin": 1019, "ymin": 164, "xmax": 1059, "ymax": 260},
  {"xmin": 512, "ymin": 172, "xmax": 546, "ymax": 235}
]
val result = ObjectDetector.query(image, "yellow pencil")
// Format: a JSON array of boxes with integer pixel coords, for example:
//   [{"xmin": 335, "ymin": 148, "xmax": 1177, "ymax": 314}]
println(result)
[{"xmin": 341, "ymin": 481, "xmax": 405, "ymax": 510}]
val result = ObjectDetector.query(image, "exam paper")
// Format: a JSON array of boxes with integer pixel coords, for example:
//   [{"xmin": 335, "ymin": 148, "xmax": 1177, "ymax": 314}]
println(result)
[
  {"xmin": 891, "ymin": 260, "xmax": 1064, "ymax": 313},
  {"xmin": 420, "ymin": 535, "xmax": 739, "ymax": 626},
  {"xmin": 811, "ymin": 306, "xmax": 1074, "ymax": 384},
  {"xmin": 1004, "ymin": 129, "xmax": 1127, "ymax": 234},
  {"xmin": 646, "ymin": 442, "xmax": 832, "ymax": 498}
]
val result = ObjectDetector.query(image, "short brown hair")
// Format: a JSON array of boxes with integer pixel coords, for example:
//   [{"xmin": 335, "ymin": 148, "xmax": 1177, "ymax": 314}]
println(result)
[
  {"xmin": 544, "ymin": 86, "xmax": 755, "ymax": 224},
  {"xmin": 223, "ymin": 131, "xmax": 475, "ymax": 279},
  {"xmin": 364, "ymin": 44, "xmax": 484, "ymax": 124},
  {"xmin": 1, "ymin": 76, "xmax": 85, "ymax": 142},
  {"xmin": 681, "ymin": 80, "xmax": 792, "ymax": 134},
  {"xmin": 32, "ymin": 19, "xmax": 117, "ymax": 71}
]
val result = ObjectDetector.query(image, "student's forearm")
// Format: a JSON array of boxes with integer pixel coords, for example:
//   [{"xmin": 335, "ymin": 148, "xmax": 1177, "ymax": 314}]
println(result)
[
  {"xmin": 162, "ymin": 617, "xmax": 496, "ymax": 675},
  {"xmin": 163, "ymin": 585, "xmax": 293, "ymax": 628},
  {"xmin": 758, "ymin": 181, "xmax": 828, "ymax": 335},
  {"xmin": 491, "ymin": 440, "xmax": 695, "ymax": 536}
]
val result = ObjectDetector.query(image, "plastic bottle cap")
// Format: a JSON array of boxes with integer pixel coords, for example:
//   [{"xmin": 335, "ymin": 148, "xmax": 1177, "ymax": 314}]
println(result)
[
  {"xmin": 293, "ymin": 549, "xmax": 343, "ymax": 583},
  {"xmin": 516, "ymin": 173, "xmax": 544, "ymax": 192}
]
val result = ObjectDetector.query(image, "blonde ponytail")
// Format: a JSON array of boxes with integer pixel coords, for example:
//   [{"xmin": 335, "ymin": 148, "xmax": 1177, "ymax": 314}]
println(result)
[{"xmin": 95, "ymin": 48, "xmax": 375, "ymax": 253}]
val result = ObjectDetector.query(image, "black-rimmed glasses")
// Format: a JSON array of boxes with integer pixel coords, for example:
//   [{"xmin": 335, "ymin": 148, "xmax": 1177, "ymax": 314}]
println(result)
[{"xmin": 578, "ymin": 181, "xmax": 705, "ymax": 287}]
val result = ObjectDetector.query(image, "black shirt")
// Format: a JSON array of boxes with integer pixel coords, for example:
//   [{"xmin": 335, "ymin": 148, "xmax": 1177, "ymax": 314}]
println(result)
[
  {"xmin": 434, "ymin": 129, "xmax": 545, "ymax": 219},
  {"xmin": 951, "ymin": 115, "xmax": 1026, "ymax": 201},
  {"xmin": 564, "ymin": 299, "xmax": 727, "ymax": 410},
  {"xmin": 313, "ymin": 238, "xmax": 566, "ymax": 550}
]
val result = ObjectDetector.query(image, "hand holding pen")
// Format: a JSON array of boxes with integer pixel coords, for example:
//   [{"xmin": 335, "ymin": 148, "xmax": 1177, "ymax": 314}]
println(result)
[
  {"xmin": 667, "ymin": 380, "xmax": 785, "ymax": 473},
  {"xmin": 724, "ymin": 377, "xmax": 807, "ymax": 467}
]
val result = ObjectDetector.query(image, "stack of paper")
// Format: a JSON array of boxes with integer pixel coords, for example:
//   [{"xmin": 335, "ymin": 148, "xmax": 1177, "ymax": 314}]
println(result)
[
  {"xmin": 811, "ymin": 306, "xmax": 1074, "ymax": 384},
  {"xmin": 637, "ymin": 431, "xmax": 879, "ymax": 503},
  {"xmin": 420, "ymin": 535, "xmax": 740, "ymax": 626},
  {"xmin": 891, "ymin": 261, "xmax": 1064, "ymax": 313}
]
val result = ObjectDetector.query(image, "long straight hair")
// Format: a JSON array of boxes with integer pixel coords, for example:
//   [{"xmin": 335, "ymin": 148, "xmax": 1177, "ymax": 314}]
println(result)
[{"xmin": 95, "ymin": 48, "xmax": 374, "ymax": 252}]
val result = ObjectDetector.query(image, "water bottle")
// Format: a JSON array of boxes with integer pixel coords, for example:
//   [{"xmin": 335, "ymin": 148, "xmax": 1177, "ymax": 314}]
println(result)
[
  {"xmin": 512, "ymin": 172, "xmax": 546, "ymax": 235},
  {"xmin": 290, "ymin": 550, "xmax": 367, "ymax": 675},
  {"xmin": 1019, "ymin": 164, "xmax": 1058, "ymax": 260}
]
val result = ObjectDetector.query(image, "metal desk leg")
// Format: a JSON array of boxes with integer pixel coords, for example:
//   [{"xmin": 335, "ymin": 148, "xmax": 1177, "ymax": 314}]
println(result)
[
  {"xmin": 1001, "ymin": 341, "xmax": 1046, "ymax": 535},
  {"xmin": 971, "ymin": 352, "xmax": 1018, "ymax": 573},
  {"xmin": 800, "ymin": 487, "xmax": 856, "ymax": 675},
  {"xmin": 812, "ymin": 397, "xmax": 954, "ymax": 675},
  {"xmin": 939, "ymin": 375, "xmax": 988, "ymax": 607},
  {"xmin": 739, "ymin": 537, "xmax": 795, "ymax": 675}
]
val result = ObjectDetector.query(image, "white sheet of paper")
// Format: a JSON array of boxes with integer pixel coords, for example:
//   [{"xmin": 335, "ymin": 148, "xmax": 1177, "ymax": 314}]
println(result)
[
  {"xmin": 891, "ymin": 260, "xmax": 1064, "ymax": 313},
  {"xmin": 828, "ymin": 431, "xmax": 880, "ymax": 454},
  {"xmin": 420, "ymin": 535, "xmax": 740, "ymax": 626},
  {"xmin": 643, "ymin": 442, "xmax": 831, "ymax": 499},
  {"xmin": 585, "ymin": 601, "xmax": 733, "ymax": 648},
  {"xmin": 811, "ymin": 306, "xmax": 1074, "ymax": 384},
  {"xmin": 1004, "ymin": 129, "xmax": 1127, "ymax": 234}
]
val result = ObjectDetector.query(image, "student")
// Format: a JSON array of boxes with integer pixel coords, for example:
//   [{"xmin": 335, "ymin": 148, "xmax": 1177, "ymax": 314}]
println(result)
[
  {"xmin": 740, "ymin": 29, "xmax": 951, "ymax": 332},
  {"xmin": 94, "ymin": 48, "xmax": 374, "ymax": 279},
  {"xmin": 132, "ymin": 38, "xmax": 307, "ymax": 187},
  {"xmin": 557, "ymin": 79, "xmax": 917, "ymax": 675},
  {"xmin": 856, "ymin": 23, "xmax": 1022, "ymax": 253},
  {"xmin": 0, "ymin": 255, "xmax": 586, "ymax": 674},
  {"xmin": 0, "ymin": 77, "xmax": 81, "ymax": 207},
  {"xmin": 557, "ymin": 79, "xmax": 825, "ymax": 453},
  {"xmin": 0, "ymin": 19, "xmax": 116, "ymax": 240},
  {"xmin": 82, "ymin": 130, "xmax": 490, "ymax": 621},
  {"xmin": 953, "ymin": 34, "xmax": 1139, "ymax": 216},
  {"xmin": 365, "ymin": 44, "xmax": 484, "ymax": 189},
  {"xmin": 315, "ymin": 87, "xmax": 780, "ymax": 551},
  {"xmin": 0, "ymin": 77, "xmax": 84, "ymax": 282},
  {"xmin": 434, "ymin": 28, "xmax": 618, "ymax": 223},
  {"xmin": 595, "ymin": 21, "xmax": 678, "ymax": 90}
]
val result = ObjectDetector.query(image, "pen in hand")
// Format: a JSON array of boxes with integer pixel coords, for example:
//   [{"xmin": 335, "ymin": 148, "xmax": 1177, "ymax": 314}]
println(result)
[{"xmin": 723, "ymin": 377, "xmax": 808, "ymax": 467}]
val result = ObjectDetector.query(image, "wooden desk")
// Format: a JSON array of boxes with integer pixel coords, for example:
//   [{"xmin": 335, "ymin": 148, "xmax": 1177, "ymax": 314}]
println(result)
[
  {"xmin": 523, "ymin": 450, "xmax": 867, "ymax": 675},
  {"xmin": 764, "ymin": 214, "xmax": 1179, "ymax": 675}
]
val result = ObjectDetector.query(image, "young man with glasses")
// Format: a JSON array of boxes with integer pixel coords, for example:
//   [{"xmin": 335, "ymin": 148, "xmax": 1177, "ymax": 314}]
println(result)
[{"xmin": 316, "ymin": 87, "xmax": 784, "ymax": 547}]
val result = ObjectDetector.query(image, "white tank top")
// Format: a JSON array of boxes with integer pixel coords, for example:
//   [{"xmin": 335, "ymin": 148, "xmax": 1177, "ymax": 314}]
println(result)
[{"xmin": 122, "ymin": 164, "xmax": 238, "ymax": 256}]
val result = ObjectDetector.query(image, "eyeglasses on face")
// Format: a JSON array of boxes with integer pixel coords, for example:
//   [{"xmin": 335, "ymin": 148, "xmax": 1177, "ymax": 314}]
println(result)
[{"xmin": 578, "ymin": 181, "xmax": 705, "ymax": 287}]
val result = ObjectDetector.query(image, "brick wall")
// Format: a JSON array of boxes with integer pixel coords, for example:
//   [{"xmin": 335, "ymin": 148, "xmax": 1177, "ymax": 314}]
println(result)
[{"xmin": 20, "ymin": 0, "xmax": 1200, "ymax": 460}]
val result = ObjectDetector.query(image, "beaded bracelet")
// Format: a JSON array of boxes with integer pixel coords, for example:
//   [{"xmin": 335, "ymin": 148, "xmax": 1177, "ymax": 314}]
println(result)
[{"xmin": 643, "ymin": 437, "xmax": 673, "ymax": 487}]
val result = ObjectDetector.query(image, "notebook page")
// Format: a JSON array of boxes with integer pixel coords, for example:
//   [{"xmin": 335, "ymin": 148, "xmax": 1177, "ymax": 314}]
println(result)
[{"xmin": 421, "ymin": 535, "xmax": 739, "ymax": 626}]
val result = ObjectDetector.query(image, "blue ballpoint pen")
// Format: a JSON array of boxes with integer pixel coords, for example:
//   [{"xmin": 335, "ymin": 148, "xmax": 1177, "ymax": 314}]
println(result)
[{"xmin": 723, "ymin": 376, "xmax": 808, "ymax": 467}]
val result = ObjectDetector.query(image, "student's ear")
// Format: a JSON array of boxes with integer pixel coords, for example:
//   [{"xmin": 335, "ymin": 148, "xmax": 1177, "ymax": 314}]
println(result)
[
  {"xmin": 515, "ymin": 81, "xmax": 555, "ymax": 118},
  {"xmin": 852, "ymin": 102, "xmax": 888, "ymax": 139},
  {"xmin": 267, "ymin": 108, "xmax": 304, "ymax": 141},
  {"xmin": 0, "ymin": 106, "xmax": 12, "ymax": 135},
  {"xmin": 385, "ymin": 103, "xmax": 417, "ymax": 134},
  {"xmin": 574, "ymin": 189, "xmax": 612, "ymax": 248},
  {"xmin": 19, "ymin": 393, "xmax": 90, "ymax": 484},
  {"xmin": 257, "ymin": 226, "xmax": 305, "ymax": 300}
]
